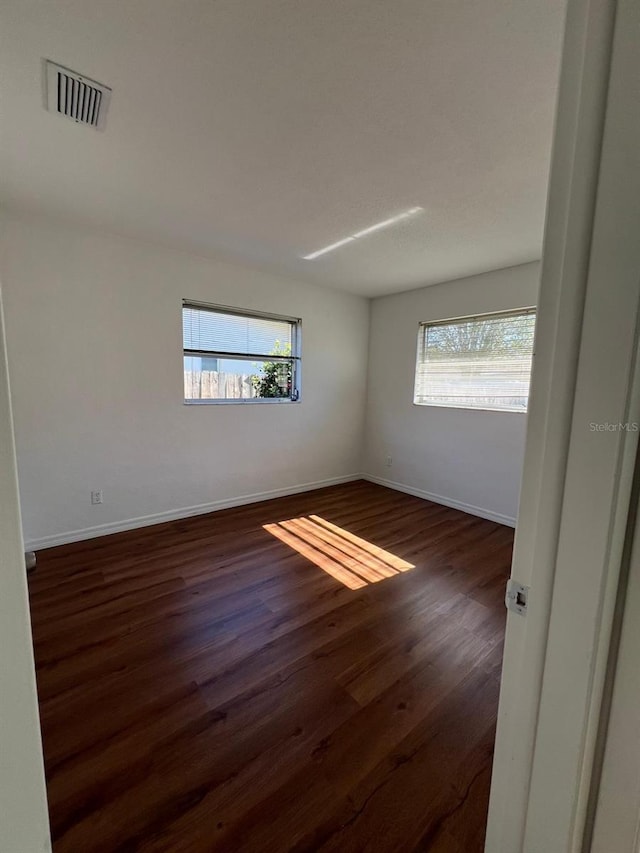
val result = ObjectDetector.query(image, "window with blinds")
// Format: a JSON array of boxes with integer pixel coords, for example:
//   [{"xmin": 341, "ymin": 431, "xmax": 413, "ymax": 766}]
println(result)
[
  {"xmin": 414, "ymin": 308, "xmax": 536, "ymax": 412},
  {"xmin": 182, "ymin": 301, "xmax": 301, "ymax": 403}
]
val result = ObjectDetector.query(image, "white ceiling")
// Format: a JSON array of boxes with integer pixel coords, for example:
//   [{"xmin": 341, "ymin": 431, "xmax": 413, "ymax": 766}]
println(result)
[{"xmin": 0, "ymin": 0, "xmax": 564, "ymax": 297}]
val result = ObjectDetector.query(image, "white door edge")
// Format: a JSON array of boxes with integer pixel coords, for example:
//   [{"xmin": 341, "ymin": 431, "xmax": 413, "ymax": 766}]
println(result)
[
  {"xmin": 485, "ymin": 0, "xmax": 625, "ymax": 849},
  {"xmin": 0, "ymin": 285, "xmax": 51, "ymax": 850}
]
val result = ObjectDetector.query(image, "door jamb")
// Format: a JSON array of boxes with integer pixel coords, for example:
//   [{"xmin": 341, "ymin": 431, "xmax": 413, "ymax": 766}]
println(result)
[{"xmin": 485, "ymin": 0, "xmax": 620, "ymax": 849}]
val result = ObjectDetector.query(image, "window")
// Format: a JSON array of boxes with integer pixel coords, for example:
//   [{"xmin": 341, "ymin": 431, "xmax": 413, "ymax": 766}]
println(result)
[
  {"xmin": 183, "ymin": 301, "xmax": 301, "ymax": 403},
  {"xmin": 413, "ymin": 308, "xmax": 535, "ymax": 412}
]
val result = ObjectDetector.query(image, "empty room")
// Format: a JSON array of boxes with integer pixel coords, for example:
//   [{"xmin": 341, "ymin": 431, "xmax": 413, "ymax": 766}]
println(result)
[{"xmin": 10, "ymin": 0, "xmax": 640, "ymax": 851}]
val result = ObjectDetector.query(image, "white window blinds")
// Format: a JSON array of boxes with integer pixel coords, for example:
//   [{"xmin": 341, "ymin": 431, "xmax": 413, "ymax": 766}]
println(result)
[
  {"xmin": 414, "ymin": 308, "xmax": 536, "ymax": 412},
  {"xmin": 182, "ymin": 302, "xmax": 296, "ymax": 359}
]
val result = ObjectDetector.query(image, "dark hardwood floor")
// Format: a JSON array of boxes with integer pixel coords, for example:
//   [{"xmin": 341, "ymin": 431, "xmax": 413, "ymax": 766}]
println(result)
[{"xmin": 28, "ymin": 480, "xmax": 513, "ymax": 852}]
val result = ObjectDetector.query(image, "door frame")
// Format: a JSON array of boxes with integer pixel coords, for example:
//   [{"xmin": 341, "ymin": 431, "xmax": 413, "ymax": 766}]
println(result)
[
  {"xmin": 0, "ymin": 284, "xmax": 51, "ymax": 851},
  {"xmin": 486, "ymin": 0, "xmax": 640, "ymax": 849},
  {"xmin": 589, "ymin": 446, "xmax": 640, "ymax": 850}
]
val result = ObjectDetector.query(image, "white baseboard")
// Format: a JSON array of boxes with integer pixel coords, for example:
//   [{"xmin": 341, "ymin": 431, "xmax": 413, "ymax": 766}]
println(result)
[
  {"xmin": 362, "ymin": 474, "xmax": 517, "ymax": 528},
  {"xmin": 26, "ymin": 472, "xmax": 516, "ymax": 550},
  {"xmin": 25, "ymin": 474, "xmax": 361, "ymax": 551}
]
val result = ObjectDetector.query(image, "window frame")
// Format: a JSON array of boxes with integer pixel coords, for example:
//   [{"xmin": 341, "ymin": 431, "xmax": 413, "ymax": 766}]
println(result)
[
  {"xmin": 182, "ymin": 300, "xmax": 302, "ymax": 405},
  {"xmin": 413, "ymin": 306, "xmax": 536, "ymax": 414}
]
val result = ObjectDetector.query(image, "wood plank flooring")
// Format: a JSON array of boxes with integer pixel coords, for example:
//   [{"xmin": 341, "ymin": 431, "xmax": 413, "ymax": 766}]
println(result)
[{"xmin": 28, "ymin": 480, "xmax": 513, "ymax": 852}]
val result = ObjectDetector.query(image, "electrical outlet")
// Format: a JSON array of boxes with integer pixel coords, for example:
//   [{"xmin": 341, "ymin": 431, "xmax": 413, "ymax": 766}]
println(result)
[
  {"xmin": 385, "ymin": 455, "xmax": 393, "ymax": 467},
  {"xmin": 91, "ymin": 490, "xmax": 103, "ymax": 505}
]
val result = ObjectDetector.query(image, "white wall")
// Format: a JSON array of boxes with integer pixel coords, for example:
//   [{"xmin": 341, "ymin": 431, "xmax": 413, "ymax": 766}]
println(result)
[
  {"xmin": 0, "ymin": 213, "xmax": 370, "ymax": 548},
  {"xmin": 363, "ymin": 262, "xmax": 540, "ymax": 526},
  {"xmin": 0, "ymin": 287, "xmax": 51, "ymax": 852}
]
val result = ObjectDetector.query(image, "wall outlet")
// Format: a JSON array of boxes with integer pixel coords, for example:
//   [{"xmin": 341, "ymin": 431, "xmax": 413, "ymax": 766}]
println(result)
[
  {"xmin": 385, "ymin": 455, "xmax": 393, "ymax": 467},
  {"xmin": 91, "ymin": 490, "xmax": 103, "ymax": 505}
]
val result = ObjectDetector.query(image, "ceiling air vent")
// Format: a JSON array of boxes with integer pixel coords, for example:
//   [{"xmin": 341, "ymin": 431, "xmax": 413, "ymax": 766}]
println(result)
[{"xmin": 44, "ymin": 60, "xmax": 111, "ymax": 130}]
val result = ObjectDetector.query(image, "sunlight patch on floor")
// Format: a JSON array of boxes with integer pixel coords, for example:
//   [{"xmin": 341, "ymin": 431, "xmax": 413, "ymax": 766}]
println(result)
[{"xmin": 263, "ymin": 515, "xmax": 414, "ymax": 589}]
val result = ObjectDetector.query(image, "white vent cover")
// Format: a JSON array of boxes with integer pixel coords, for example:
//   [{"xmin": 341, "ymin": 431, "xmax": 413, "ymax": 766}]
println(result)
[{"xmin": 44, "ymin": 61, "xmax": 111, "ymax": 130}]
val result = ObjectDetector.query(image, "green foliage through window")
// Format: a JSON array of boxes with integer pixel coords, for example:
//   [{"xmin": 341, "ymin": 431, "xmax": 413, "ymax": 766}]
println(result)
[{"xmin": 252, "ymin": 341, "xmax": 293, "ymax": 398}]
